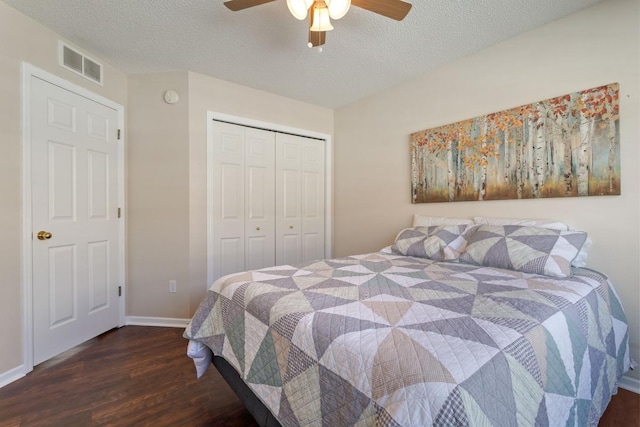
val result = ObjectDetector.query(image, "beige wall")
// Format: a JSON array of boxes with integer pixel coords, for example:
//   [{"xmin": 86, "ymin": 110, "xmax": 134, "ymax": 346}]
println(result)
[
  {"xmin": 0, "ymin": 2, "xmax": 127, "ymax": 374},
  {"xmin": 127, "ymin": 72, "xmax": 191, "ymax": 318},
  {"xmin": 334, "ymin": 0, "xmax": 640, "ymax": 380},
  {"xmin": 126, "ymin": 70, "xmax": 333, "ymax": 319}
]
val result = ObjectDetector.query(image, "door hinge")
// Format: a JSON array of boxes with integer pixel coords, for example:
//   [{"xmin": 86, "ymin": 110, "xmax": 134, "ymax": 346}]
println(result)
[
  {"xmin": 117, "ymin": 129, "xmax": 121, "ymax": 140},
  {"xmin": 117, "ymin": 207, "xmax": 121, "ymax": 218},
  {"xmin": 118, "ymin": 286, "xmax": 122, "ymax": 297}
]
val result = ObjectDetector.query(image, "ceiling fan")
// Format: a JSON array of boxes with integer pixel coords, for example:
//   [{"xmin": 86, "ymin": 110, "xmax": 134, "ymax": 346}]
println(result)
[{"xmin": 223, "ymin": 0, "xmax": 412, "ymax": 48}]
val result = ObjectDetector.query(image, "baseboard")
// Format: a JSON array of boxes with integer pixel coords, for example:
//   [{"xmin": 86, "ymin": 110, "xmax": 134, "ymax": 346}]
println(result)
[
  {"xmin": 124, "ymin": 316, "xmax": 190, "ymax": 328},
  {"xmin": 619, "ymin": 373, "xmax": 640, "ymax": 394},
  {"xmin": 0, "ymin": 365, "xmax": 26, "ymax": 388}
]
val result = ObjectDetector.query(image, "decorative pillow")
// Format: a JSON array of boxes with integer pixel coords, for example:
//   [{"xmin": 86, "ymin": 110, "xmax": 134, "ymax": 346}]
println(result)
[
  {"xmin": 392, "ymin": 225, "xmax": 470, "ymax": 261},
  {"xmin": 471, "ymin": 216, "xmax": 591, "ymax": 267},
  {"xmin": 459, "ymin": 225, "xmax": 588, "ymax": 278},
  {"xmin": 413, "ymin": 214, "xmax": 474, "ymax": 228}
]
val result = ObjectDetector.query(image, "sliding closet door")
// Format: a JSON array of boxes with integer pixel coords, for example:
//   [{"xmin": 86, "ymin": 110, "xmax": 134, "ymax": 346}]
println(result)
[
  {"xmin": 275, "ymin": 134, "xmax": 324, "ymax": 265},
  {"xmin": 211, "ymin": 122, "xmax": 275, "ymax": 280}
]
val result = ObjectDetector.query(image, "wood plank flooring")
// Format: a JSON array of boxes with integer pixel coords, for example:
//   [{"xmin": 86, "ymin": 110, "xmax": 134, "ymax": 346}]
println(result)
[{"xmin": 0, "ymin": 326, "xmax": 636, "ymax": 426}]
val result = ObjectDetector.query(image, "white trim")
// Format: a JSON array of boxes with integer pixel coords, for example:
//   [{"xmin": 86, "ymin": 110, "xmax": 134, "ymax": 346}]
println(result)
[
  {"xmin": 206, "ymin": 113, "xmax": 216, "ymax": 289},
  {"xmin": 21, "ymin": 63, "xmax": 126, "ymax": 374},
  {"xmin": 619, "ymin": 373, "xmax": 640, "ymax": 394},
  {"xmin": 117, "ymin": 107, "xmax": 126, "ymax": 327},
  {"xmin": 206, "ymin": 111, "xmax": 333, "ymax": 288},
  {"xmin": 125, "ymin": 317, "xmax": 190, "ymax": 328},
  {"xmin": 0, "ymin": 365, "xmax": 27, "ymax": 389}
]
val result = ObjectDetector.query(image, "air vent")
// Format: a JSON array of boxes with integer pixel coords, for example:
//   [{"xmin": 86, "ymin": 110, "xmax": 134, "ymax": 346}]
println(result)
[{"xmin": 59, "ymin": 42, "xmax": 103, "ymax": 85}]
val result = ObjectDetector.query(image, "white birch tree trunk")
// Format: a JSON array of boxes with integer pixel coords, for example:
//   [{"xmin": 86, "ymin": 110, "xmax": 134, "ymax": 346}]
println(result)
[
  {"xmin": 411, "ymin": 148, "xmax": 418, "ymax": 200},
  {"xmin": 535, "ymin": 105, "xmax": 546, "ymax": 193},
  {"xmin": 447, "ymin": 140, "xmax": 455, "ymax": 202},
  {"xmin": 578, "ymin": 115, "xmax": 593, "ymax": 196},
  {"xmin": 527, "ymin": 117, "xmax": 539, "ymax": 198},
  {"xmin": 563, "ymin": 133, "xmax": 572, "ymax": 194},
  {"xmin": 503, "ymin": 129, "xmax": 510, "ymax": 186},
  {"xmin": 608, "ymin": 117, "xmax": 617, "ymax": 193},
  {"xmin": 515, "ymin": 129, "xmax": 523, "ymax": 199},
  {"xmin": 456, "ymin": 143, "xmax": 463, "ymax": 197},
  {"xmin": 479, "ymin": 118, "xmax": 488, "ymax": 200}
]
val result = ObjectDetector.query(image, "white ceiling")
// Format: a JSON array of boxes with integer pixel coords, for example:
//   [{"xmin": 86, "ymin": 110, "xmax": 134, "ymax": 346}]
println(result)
[{"xmin": 3, "ymin": 0, "xmax": 603, "ymax": 108}]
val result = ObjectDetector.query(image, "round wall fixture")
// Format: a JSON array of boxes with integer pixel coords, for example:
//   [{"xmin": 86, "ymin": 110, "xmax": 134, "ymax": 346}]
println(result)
[{"xmin": 163, "ymin": 89, "xmax": 180, "ymax": 104}]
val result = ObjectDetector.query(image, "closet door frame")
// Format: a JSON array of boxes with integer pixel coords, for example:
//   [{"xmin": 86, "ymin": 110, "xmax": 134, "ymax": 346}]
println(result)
[{"xmin": 206, "ymin": 111, "xmax": 333, "ymax": 288}]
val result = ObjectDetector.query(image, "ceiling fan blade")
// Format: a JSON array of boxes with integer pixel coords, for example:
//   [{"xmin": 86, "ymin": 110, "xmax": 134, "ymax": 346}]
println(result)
[
  {"xmin": 223, "ymin": 0, "xmax": 277, "ymax": 11},
  {"xmin": 351, "ymin": 0, "xmax": 412, "ymax": 21}
]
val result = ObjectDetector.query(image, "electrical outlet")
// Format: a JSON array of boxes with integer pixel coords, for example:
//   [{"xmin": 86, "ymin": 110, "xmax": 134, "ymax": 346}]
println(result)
[{"xmin": 169, "ymin": 280, "xmax": 177, "ymax": 293}]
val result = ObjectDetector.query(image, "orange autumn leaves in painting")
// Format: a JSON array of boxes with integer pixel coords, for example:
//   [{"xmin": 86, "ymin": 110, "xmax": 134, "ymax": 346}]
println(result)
[{"xmin": 410, "ymin": 83, "xmax": 621, "ymax": 203}]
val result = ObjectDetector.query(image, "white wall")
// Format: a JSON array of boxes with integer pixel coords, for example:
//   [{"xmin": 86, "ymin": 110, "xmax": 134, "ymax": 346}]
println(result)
[
  {"xmin": 334, "ymin": 0, "xmax": 639, "ymax": 380},
  {"xmin": 0, "ymin": 2, "xmax": 127, "ymax": 377}
]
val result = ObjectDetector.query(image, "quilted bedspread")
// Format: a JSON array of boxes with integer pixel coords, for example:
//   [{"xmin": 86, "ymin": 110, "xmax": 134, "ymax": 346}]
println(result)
[{"xmin": 184, "ymin": 252, "xmax": 632, "ymax": 427}]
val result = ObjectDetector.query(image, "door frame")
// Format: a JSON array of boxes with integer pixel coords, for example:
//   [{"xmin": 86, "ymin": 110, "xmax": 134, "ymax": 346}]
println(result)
[
  {"xmin": 206, "ymin": 111, "xmax": 333, "ymax": 288},
  {"xmin": 21, "ymin": 63, "xmax": 126, "ymax": 373}
]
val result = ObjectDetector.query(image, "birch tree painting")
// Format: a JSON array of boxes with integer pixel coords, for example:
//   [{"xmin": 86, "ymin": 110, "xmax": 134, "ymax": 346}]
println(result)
[{"xmin": 411, "ymin": 83, "xmax": 621, "ymax": 203}]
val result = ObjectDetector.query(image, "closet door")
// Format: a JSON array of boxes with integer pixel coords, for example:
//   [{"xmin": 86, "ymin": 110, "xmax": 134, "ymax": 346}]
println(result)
[
  {"xmin": 275, "ymin": 134, "xmax": 302, "ymax": 265},
  {"xmin": 212, "ymin": 122, "xmax": 275, "ymax": 280},
  {"xmin": 212, "ymin": 122, "xmax": 245, "ymax": 280},
  {"xmin": 300, "ymin": 138, "xmax": 325, "ymax": 262},
  {"xmin": 275, "ymin": 134, "xmax": 325, "ymax": 265},
  {"xmin": 244, "ymin": 128, "xmax": 275, "ymax": 271}
]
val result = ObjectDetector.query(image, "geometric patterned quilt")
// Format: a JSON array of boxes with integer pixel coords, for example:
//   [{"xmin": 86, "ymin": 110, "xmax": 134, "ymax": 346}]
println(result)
[{"xmin": 184, "ymin": 252, "xmax": 633, "ymax": 427}]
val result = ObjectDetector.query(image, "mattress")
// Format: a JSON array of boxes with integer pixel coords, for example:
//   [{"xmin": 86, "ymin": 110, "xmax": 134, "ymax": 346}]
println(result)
[{"xmin": 184, "ymin": 252, "xmax": 632, "ymax": 426}]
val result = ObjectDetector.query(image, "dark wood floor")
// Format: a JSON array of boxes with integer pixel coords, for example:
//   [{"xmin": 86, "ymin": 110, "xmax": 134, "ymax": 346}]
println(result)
[{"xmin": 0, "ymin": 326, "xmax": 636, "ymax": 426}]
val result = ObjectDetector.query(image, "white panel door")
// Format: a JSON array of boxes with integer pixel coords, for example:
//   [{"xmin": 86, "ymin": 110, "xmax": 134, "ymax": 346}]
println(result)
[
  {"xmin": 212, "ymin": 123, "xmax": 277, "ymax": 281},
  {"xmin": 245, "ymin": 128, "xmax": 275, "ymax": 271},
  {"xmin": 212, "ymin": 122, "xmax": 246, "ymax": 280},
  {"xmin": 300, "ymin": 139, "xmax": 325, "ymax": 262},
  {"xmin": 31, "ymin": 76, "xmax": 120, "ymax": 365},
  {"xmin": 276, "ymin": 134, "xmax": 325, "ymax": 265},
  {"xmin": 275, "ymin": 134, "xmax": 302, "ymax": 265}
]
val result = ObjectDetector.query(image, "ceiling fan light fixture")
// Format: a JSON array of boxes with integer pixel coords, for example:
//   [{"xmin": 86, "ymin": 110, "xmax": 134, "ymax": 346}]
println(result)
[
  {"xmin": 326, "ymin": 0, "xmax": 350, "ymax": 20},
  {"xmin": 310, "ymin": 2, "xmax": 334, "ymax": 31},
  {"xmin": 287, "ymin": 0, "xmax": 313, "ymax": 20}
]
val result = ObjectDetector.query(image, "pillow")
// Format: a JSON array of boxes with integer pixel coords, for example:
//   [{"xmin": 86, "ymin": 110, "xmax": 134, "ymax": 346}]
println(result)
[
  {"xmin": 472, "ymin": 216, "xmax": 570, "ymax": 231},
  {"xmin": 472, "ymin": 216, "xmax": 591, "ymax": 267},
  {"xmin": 392, "ymin": 225, "xmax": 470, "ymax": 261},
  {"xmin": 413, "ymin": 214, "xmax": 473, "ymax": 228},
  {"xmin": 459, "ymin": 225, "xmax": 588, "ymax": 278},
  {"xmin": 571, "ymin": 237, "xmax": 592, "ymax": 268}
]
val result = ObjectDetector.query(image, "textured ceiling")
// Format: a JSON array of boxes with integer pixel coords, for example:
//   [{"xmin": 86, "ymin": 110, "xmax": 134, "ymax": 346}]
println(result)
[{"xmin": 3, "ymin": 0, "xmax": 603, "ymax": 108}]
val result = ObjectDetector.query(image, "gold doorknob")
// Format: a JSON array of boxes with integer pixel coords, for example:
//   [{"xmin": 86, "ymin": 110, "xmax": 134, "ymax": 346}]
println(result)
[
  {"xmin": 37, "ymin": 231, "xmax": 53, "ymax": 240},
  {"xmin": 256, "ymin": 227, "xmax": 261, "ymax": 231},
  {"xmin": 289, "ymin": 225, "xmax": 294, "ymax": 229}
]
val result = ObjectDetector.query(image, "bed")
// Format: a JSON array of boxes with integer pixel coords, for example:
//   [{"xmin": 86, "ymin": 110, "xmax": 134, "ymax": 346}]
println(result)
[{"xmin": 184, "ymin": 223, "xmax": 633, "ymax": 426}]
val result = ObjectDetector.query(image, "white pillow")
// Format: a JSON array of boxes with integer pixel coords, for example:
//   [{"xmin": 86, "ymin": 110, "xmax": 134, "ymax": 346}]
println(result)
[
  {"xmin": 571, "ymin": 237, "xmax": 592, "ymax": 268},
  {"xmin": 186, "ymin": 340, "xmax": 212, "ymax": 378},
  {"xmin": 413, "ymin": 214, "xmax": 474, "ymax": 227},
  {"xmin": 472, "ymin": 216, "xmax": 570, "ymax": 231}
]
